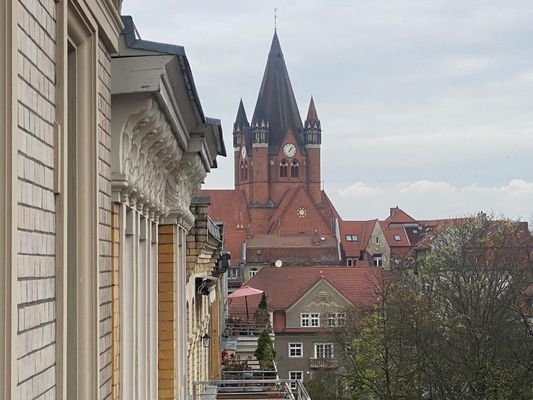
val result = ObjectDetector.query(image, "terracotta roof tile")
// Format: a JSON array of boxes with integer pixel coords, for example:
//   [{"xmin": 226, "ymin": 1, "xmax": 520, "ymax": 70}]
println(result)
[
  {"xmin": 198, "ymin": 189, "xmax": 249, "ymax": 263},
  {"xmin": 339, "ymin": 220, "xmax": 376, "ymax": 257},
  {"xmin": 229, "ymin": 266, "xmax": 381, "ymax": 317}
]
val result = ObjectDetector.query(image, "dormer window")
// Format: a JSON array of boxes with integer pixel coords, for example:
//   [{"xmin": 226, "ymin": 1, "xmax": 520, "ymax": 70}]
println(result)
[
  {"xmin": 345, "ymin": 234, "xmax": 358, "ymax": 242},
  {"xmin": 290, "ymin": 160, "xmax": 299, "ymax": 177},
  {"xmin": 280, "ymin": 160, "xmax": 288, "ymax": 177},
  {"xmin": 394, "ymin": 234, "xmax": 401, "ymax": 241}
]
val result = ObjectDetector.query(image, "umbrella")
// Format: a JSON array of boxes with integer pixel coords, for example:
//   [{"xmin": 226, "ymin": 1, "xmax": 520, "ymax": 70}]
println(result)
[{"xmin": 228, "ymin": 285, "xmax": 264, "ymax": 321}]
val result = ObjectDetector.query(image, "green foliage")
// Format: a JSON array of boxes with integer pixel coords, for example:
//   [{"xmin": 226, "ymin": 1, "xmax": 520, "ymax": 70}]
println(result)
[
  {"xmin": 341, "ymin": 215, "xmax": 533, "ymax": 400},
  {"xmin": 254, "ymin": 329, "xmax": 276, "ymax": 370},
  {"xmin": 254, "ymin": 292, "xmax": 270, "ymax": 326},
  {"xmin": 306, "ymin": 371, "xmax": 350, "ymax": 400}
]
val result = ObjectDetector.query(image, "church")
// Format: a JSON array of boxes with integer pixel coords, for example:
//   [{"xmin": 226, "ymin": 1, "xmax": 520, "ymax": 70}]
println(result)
[{"xmin": 201, "ymin": 31, "xmax": 342, "ymax": 283}]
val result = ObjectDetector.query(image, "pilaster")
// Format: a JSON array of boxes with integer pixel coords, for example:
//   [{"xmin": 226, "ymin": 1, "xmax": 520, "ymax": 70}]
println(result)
[{"xmin": 158, "ymin": 224, "xmax": 177, "ymax": 400}]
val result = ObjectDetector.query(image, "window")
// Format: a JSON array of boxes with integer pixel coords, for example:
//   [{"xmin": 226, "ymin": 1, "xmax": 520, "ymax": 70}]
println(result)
[
  {"xmin": 290, "ymin": 160, "xmax": 299, "ymax": 177},
  {"xmin": 345, "ymin": 234, "xmax": 358, "ymax": 242},
  {"xmin": 394, "ymin": 234, "xmax": 401, "ymax": 241},
  {"xmin": 373, "ymin": 254, "xmax": 383, "ymax": 267},
  {"xmin": 289, "ymin": 342, "xmax": 303, "ymax": 357},
  {"xmin": 327, "ymin": 312, "xmax": 346, "ymax": 327},
  {"xmin": 314, "ymin": 343, "xmax": 334, "ymax": 359},
  {"xmin": 228, "ymin": 267, "xmax": 240, "ymax": 280},
  {"xmin": 301, "ymin": 313, "xmax": 320, "ymax": 327},
  {"xmin": 375, "ymin": 236, "xmax": 379, "ymax": 244},
  {"xmin": 249, "ymin": 267, "xmax": 258, "ymax": 277},
  {"xmin": 289, "ymin": 371, "xmax": 303, "ymax": 390},
  {"xmin": 346, "ymin": 257, "xmax": 359, "ymax": 267},
  {"xmin": 280, "ymin": 160, "xmax": 288, "ymax": 177}
]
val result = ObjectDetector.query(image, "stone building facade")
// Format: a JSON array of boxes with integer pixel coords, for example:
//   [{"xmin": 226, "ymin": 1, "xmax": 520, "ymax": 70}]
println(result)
[{"xmin": 1, "ymin": 3, "xmax": 226, "ymax": 399}]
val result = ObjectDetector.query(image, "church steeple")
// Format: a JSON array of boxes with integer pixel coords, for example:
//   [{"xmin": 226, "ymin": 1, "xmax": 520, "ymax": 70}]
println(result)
[
  {"xmin": 304, "ymin": 96, "xmax": 321, "ymax": 145},
  {"xmin": 233, "ymin": 99, "xmax": 249, "ymax": 148},
  {"xmin": 252, "ymin": 31, "xmax": 303, "ymax": 154}
]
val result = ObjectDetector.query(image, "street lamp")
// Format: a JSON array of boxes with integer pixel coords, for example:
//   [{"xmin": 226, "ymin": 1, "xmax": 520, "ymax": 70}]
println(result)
[{"xmin": 201, "ymin": 333, "xmax": 211, "ymax": 348}]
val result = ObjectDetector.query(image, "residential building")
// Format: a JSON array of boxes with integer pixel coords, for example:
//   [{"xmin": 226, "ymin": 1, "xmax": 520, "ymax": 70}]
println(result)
[
  {"xmin": 228, "ymin": 266, "xmax": 379, "ymax": 385},
  {"xmin": 1, "ymin": 4, "xmax": 226, "ymax": 400}
]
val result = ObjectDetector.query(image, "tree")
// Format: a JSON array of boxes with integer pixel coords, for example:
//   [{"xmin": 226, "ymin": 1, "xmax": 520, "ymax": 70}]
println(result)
[
  {"xmin": 413, "ymin": 215, "xmax": 533, "ymax": 399},
  {"xmin": 341, "ymin": 215, "xmax": 533, "ymax": 400},
  {"xmin": 254, "ymin": 292, "xmax": 270, "ymax": 326},
  {"xmin": 254, "ymin": 329, "xmax": 276, "ymax": 370}
]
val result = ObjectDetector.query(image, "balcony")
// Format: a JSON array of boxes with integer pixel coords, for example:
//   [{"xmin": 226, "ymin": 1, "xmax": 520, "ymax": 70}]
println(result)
[
  {"xmin": 309, "ymin": 357, "xmax": 337, "ymax": 369},
  {"xmin": 193, "ymin": 378, "xmax": 311, "ymax": 400}
]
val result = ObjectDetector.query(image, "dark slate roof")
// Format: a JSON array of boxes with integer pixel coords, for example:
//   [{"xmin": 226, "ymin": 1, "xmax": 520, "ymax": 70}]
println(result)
[
  {"xmin": 252, "ymin": 31, "xmax": 303, "ymax": 155},
  {"xmin": 234, "ymin": 98, "xmax": 249, "ymax": 130},
  {"xmin": 306, "ymin": 96, "xmax": 319, "ymax": 122}
]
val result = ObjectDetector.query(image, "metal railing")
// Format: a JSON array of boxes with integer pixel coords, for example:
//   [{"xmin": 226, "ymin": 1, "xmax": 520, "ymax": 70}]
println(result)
[
  {"xmin": 192, "ymin": 378, "xmax": 311, "ymax": 400},
  {"xmin": 309, "ymin": 357, "xmax": 338, "ymax": 369}
]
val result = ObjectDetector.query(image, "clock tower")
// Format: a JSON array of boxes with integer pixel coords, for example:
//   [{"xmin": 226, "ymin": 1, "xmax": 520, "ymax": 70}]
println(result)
[
  {"xmin": 232, "ymin": 31, "xmax": 323, "ymax": 211},
  {"xmin": 202, "ymin": 29, "xmax": 339, "ymax": 269}
]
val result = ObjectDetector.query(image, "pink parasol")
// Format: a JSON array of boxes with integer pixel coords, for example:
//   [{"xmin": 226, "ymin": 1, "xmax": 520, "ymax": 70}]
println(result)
[{"xmin": 228, "ymin": 286, "xmax": 264, "ymax": 321}]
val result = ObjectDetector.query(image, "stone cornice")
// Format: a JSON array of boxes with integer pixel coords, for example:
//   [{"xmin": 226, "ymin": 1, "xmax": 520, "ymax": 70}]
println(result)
[
  {"xmin": 165, "ymin": 153, "xmax": 207, "ymax": 230},
  {"xmin": 112, "ymin": 96, "xmax": 183, "ymax": 220}
]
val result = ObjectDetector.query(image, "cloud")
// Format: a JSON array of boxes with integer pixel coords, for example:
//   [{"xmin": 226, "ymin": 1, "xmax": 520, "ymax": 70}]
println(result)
[
  {"xmin": 122, "ymin": 0, "xmax": 533, "ymax": 222},
  {"xmin": 336, "ymin": 179, "xmax": 533, "ymax": 221}
]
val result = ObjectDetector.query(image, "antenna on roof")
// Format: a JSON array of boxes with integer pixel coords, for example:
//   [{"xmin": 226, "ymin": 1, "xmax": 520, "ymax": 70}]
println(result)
[{"xmin": 274, "ymin": 8, "xmax": 278, "ymax": 31}]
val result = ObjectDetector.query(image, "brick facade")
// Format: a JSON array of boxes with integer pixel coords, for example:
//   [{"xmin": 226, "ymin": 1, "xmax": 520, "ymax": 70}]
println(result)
[
  {"xmin": 158, "ymin": 224, "xmax": 177, "ymax": 399},
  {"xmin": 15, "ymin": 0, "xmax": 57, "ymax": 397},
  {"xmin": 98, "ymin": 39, "xmax": 114, "ymax": 400}
]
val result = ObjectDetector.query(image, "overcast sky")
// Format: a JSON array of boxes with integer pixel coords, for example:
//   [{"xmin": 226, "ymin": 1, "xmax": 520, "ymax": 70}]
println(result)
[{"xmin": 122, "ymin": 0, "xmax": 533, "ymax": 222}]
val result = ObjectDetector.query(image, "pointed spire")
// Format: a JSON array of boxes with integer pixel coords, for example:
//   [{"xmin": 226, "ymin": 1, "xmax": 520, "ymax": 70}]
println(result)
[
  {"xmin": 304, "ymin": 96, "xmax": 321, "ymax": 145},
  {"xmin": 234, "ymin": 98, "xmax": 249, "ymax": 130},
  {"xmin": 306, "ymin": 96, "xmax": 319, "ymax": 122},
  {"xmin": 252, "ymin": 31, "xmax": 303, "ymax": 154}
]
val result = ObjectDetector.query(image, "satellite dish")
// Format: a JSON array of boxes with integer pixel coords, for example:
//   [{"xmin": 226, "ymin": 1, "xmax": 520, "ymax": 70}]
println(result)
[{"xmin": 274, "ymin": 259, "xmax": 283, "ymax": 268}]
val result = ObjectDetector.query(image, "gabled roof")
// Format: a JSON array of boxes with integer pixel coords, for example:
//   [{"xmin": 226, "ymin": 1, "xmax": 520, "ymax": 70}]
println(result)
[
  {"xmin": 385, "ymin": 207, "xmax": 417, "ymax": 225},
  {"xmin": 252, "ymin": 31, "xmax": 303, "ymax": 155},
  {"xmin": 379, "ymin": 222, "xmax": 411, "ymax": 247},
  {"xmin": 339, "ymin": 220, "xmax": 376, "ymax": 257},
  {"xmin": 228, "ymin": 266, "xmax": 380, "ymax": 317}
]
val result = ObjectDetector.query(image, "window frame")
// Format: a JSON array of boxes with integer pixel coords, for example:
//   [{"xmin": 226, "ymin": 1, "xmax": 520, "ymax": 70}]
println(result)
[
  {"xmin": 289, "ymin": 371, "xmax": 303, "ymax": 390},
  {"xmin": 345, "ymin": 234, "xmax": 358, "ymax": 242},
  {"xmin": 279, "ymin": 160, "xmax": 288, "ymax": 178},
  {"xmin": 288, "ymin": 342, "xmax": 303, "ymax": 358},
  {"xmin": 314, "ymin": 343, "xmax": 334, "ymax": 359}
]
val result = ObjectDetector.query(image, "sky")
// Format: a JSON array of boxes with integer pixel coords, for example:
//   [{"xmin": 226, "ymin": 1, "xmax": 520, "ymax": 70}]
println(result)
[{"xmin": 122, "ymin": 0, "xmax": 533, "ymax": 222}]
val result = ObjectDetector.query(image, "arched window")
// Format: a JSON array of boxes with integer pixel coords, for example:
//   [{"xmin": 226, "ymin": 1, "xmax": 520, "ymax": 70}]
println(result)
[
  {"xmin": 280, "ymin": 160, "xmax": 288, "ymax": 177},
  {"xmin": 291, "ymin": 160, "xmax": 299, "ymax": 177}
]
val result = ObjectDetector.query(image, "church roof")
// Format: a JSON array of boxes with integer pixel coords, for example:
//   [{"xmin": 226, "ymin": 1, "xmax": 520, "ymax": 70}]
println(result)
[
  {"xmin": 306, "ymin": 96, "xmax": 319, "ymax": 122},
  {"xmin": 252, "ymin": 31, "xmax": 303, "ymax": 154},
  {"xmin": 234, "ymin": 98, "xmax": 249, "ymax": 130}
]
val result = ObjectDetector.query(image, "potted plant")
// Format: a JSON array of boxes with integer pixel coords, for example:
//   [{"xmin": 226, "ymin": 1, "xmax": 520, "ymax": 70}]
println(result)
[{"xmin": 254, "ymin": 330, "xmax": 276, "ymax": 371}]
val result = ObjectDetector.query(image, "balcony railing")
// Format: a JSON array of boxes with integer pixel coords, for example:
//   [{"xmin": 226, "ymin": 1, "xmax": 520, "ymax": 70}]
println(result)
[
  {"xmin": 193, "ymin": 378, "xmax": 311, "ymax": 400},
  {"xmin": 309, "ymin": 357, "xmax": 337, "ymax": 369}
]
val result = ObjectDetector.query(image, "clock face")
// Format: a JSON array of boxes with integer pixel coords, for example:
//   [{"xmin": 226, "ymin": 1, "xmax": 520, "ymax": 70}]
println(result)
[
  {"xmin": 283, "ymin": 143, "xmax": 296, "ymax": 158},
  {"xmin": 296, "ymin": 207, "xmax": 307, "ymax": 218},
  {"xmin": 241, "ymin": 146, "xmax": 246, "ymax": 159}
]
